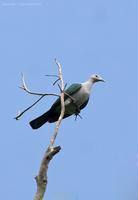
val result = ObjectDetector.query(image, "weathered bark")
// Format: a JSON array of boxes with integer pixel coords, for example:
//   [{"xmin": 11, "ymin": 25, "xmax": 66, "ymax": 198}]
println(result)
[{"xmin": 34, "ymin": 146, "xmax": 61, "ymax": 200}]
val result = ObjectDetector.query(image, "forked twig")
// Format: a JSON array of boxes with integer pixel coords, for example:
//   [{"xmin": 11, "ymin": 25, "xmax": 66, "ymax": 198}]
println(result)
[
  {"xmin": 15, "ymin": 73, "xmax": 60, "ymax": 120},
  {"xmin": 19, "ymin": 73, "xmax": 60, "ymax": 97}
]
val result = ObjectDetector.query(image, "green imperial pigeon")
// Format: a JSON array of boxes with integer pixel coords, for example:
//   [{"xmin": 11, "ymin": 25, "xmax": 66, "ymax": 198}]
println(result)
[{"xmin": 30, "ymin": 74, "xmax": 104, "ymax": 129}]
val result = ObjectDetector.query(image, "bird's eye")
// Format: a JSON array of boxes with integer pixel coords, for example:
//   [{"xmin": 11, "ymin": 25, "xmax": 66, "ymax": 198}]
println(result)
[{"xmin": 95, "ymin": 75, "xmax": 98, "ymax": 78}]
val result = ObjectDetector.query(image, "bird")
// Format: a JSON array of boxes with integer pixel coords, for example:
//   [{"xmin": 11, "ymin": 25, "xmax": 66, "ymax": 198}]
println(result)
[{"xmin": 29, "ymin": 74, "xmax": 105, "ymax": 129}]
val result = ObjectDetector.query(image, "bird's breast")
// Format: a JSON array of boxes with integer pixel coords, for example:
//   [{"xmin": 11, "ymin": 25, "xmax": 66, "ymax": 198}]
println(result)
[{"xmin": 65, "ymin": 87, "xmax": 90, "ymax": 107}]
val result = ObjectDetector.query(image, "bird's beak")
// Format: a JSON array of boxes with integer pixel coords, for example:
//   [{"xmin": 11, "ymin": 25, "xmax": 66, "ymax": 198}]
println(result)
[{"xmin": 99, "ymin": 78, "xmax": 105, "ymax": 82}]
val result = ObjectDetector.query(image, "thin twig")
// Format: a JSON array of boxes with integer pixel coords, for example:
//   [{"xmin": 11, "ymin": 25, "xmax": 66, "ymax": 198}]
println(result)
[
  {"xmin": 20, "ymin": 73, "xmax": 59, "ymax": 97},
  {"xmin": 64, "ymin": 92, "xmax": 75, "ymax": 102},
  {"xmin": 45, "ymin": 74, "xmax": 61, "ymax": 85},
  {"xmin": 49, "ymin": 59, "xmax": 65, "ymax": 147},
  {"xmin": 15, "ymin": 73, "xmax": 60, "ymax": 120},
  {"xmin": 64, "ymin": 83, "xmax": 67, "ymax": 90},
  {"xmin": 45, "ymin": 74, "xmax": 59, "ymax": 78},
  {"xmin": 53, "ymin": 78, "xmax": 60, "ymax": 86},
  {"xmin": 15, "ymin": 96, "xmax": 45, "ymax": 120},
  {"xmin": 64, "ymin": 92, "xmax": 81, "ymax": 115}
]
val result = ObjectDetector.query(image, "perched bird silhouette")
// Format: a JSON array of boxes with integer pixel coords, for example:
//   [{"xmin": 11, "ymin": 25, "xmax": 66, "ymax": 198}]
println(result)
[{"xmin": 29, "ymin": 74, "xmax": 105, "ymax": 129}]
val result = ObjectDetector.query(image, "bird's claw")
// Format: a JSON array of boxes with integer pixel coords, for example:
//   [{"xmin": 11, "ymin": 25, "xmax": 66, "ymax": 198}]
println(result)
[
  {"xmin": 74, "ymin": 113, "xmax": 83, "ymax": 121},
  {"xmin": 74, "ymin": 107, "xmax": 82, "ymax": 121}
]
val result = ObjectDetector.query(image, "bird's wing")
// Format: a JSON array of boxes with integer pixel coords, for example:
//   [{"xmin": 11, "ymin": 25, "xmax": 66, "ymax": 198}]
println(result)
[
  {"xmin": 65, "ymin": 83, "xmax": 82, "ymax": 97},
  {"xmin": 79, "ymin": 98, "xmax": 89, "ymax": 110},
  {"xmin": 51, "ymin": 83, "xmax": 82, "ymax": 109}
]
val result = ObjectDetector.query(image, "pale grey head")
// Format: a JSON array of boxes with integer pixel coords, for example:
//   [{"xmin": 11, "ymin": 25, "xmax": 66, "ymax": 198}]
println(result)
[{"xmin": 90, "ymin": 74, "xmax": 105, "ymax": 83}]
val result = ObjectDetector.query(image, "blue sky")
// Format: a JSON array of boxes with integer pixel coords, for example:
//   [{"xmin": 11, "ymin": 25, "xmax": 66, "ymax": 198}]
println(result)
[{"xmin": 0, "ymin": 0, "xmax": 138, "ymax": 199}]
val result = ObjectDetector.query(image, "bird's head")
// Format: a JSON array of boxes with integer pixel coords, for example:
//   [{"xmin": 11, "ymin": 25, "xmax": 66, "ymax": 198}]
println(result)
[{"xmin": 90, "ymin": 74, "xmax": 105, "ymax": 83}]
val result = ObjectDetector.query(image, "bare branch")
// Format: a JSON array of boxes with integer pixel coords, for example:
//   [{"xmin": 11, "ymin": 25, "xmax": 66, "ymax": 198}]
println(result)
[
  {"xmin": 34, "ymin": 146, "xmax": 61, "ymax": 200},
  {"xmin": 20, "ymin": 73, "xmax": 59, "ymax": 97},
  {"xmin": 16, "ymin": 60, "xmax": 67, "ymax": 200},
  {"xmin": 64, "ymin": 91, "xmax": 75, "ymax": 102},
  {"xmin": 16, "ymin": 71, "xmax": 78, "ymax": 121},
  {"xmin": 15, "ymin": 73, "xmax": 60, "ymax": 120},
  {"xmin": 49, "ymin": 59, "xmax": 65, "ymax": 147},
  {"xmin": 45, "ymin": 74, "xmax": 61, "ymax": 85},
  {"xmin": 33, "ymin": 59, "xmax": 65, "ymax": 200},
  {"xmin": 15, "ymin": 95, "xmax": 45, "ymax": 120}
]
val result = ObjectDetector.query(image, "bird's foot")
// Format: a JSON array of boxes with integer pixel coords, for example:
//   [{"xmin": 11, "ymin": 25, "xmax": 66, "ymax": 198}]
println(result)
[{"xmin": 74, "ymin": 112, "xmax": 83, "ymax": 121}]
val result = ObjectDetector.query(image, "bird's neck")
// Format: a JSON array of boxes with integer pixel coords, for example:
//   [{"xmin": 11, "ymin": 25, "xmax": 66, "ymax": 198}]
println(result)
[{"xmin": 82, "ymin": 79, "xmax": 93, "ymax": 93}]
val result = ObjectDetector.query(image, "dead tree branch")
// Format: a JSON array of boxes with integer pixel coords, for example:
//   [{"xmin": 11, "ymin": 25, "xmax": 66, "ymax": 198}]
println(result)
[
  {"xmin": 15, "ymin": 73, "xmax": 60, "ymax": 120},
  {"xmin": 16, "ymin": 60, "xmax": 65, "ymax": 199},
  {"xmin": 33, "ymin": 59, "xmax": 65, "ymax": 200},
  {"xmin": 34, "ymin": 146, "xmax": 61, "ymax": 200},
  {"xmin": 49, "ymin": 59, "xmax": 65, "ymax": 147}
]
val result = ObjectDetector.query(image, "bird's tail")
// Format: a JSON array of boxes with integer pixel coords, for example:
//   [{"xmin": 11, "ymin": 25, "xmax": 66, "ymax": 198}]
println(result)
[{"xmin": 29, "ymin": 110, "xmax": 51, "ymax": 129}]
